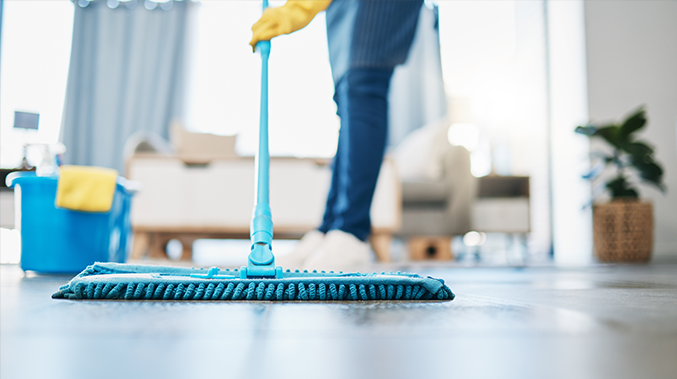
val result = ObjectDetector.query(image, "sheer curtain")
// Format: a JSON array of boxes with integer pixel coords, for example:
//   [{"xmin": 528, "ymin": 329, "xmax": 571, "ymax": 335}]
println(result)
[
  {"xmin": 388, "ymin": 4, "xmax": 448, "ymax": 148},
  {"xmin": 61, "ymin": 0, "xmax": 192, "ymax": 172}
]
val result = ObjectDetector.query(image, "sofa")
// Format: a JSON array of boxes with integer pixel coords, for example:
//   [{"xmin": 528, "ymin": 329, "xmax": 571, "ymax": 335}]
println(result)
[{"xmin": 125, "ymin": 126, "xmax": 402, "ymax": 262}]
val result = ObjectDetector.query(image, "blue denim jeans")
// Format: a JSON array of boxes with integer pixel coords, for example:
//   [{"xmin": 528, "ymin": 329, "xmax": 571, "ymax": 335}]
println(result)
[{"xmin": 318, "ymin": 68, "xmax": 394, "ymax": 241}]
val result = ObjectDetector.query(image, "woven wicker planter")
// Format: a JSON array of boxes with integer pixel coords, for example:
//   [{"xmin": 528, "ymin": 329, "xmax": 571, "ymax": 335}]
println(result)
[{"xmin": 592, "ymin": 200, "xmax": 653, "ymax": 262}]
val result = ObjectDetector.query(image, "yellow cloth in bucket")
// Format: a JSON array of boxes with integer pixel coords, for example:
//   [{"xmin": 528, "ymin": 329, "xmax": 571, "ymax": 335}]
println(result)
[{"xmin": 56, "ymin": 165, "xmax": 118, "ymax": 212}]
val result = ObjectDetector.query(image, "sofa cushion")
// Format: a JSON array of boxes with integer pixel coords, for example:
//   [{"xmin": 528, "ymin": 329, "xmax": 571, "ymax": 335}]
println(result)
[
  {"xmin": 398, "ymin": 209, "xmax": 449, "ymax": 236},
  {"xmin": 402, "ymin": 180, "xmax": 447, "ymax": 203},
  {"xmin": 391, "ymin": 117, "xmax": 451, "ymax": 182}
]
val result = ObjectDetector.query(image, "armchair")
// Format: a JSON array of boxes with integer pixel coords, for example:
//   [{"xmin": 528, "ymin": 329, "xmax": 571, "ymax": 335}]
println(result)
[{"xmin": 392, "ymin": 119, "xmax": 478, "ymax": 260}]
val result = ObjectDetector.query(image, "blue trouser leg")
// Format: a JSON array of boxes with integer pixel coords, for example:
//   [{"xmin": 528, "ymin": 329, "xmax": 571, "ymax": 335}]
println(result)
[
  {"xmin": 319, "ymin": 144, "xmax": 341, "ymax": 234},
  {"xmin": 318, "ymin": 68, "xmax": 394, "ymax": 241}
]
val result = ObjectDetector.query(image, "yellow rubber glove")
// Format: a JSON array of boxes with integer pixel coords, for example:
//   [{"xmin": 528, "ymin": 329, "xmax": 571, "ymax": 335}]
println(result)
[{"xmin": 249, "ymin": 0, "xmax": 332, "ymax": 52}]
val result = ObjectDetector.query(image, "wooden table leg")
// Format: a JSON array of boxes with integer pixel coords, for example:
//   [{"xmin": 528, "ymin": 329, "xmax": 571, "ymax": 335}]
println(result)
[
  {"xmin": 178, "ymin": 236, "xmax": 195, "ymax": 261},
  {"xmin": 148, "ymin": 233, "xmax": 169, "ymax": 259},
  {"xmin": 408, "ymin": 236, "xmax": 454, "ymax": 261},
  {"xmin": 370, "ymin": 233, "xmax": 392, "ymax": 262},
  {"xmin": 130, "ymin": 232, "xmax": 150, "ymax": 260}
]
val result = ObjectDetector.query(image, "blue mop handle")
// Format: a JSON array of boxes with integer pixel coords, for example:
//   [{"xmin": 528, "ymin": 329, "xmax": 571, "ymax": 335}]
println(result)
[
  {"xmin": 255, "ymin": 0, "xmax": 270, "ymax": 213},
  {"xmin": 245, "ymin": 0, "xmax": 279, "ymax": 278},
  {"xmin": 251, "ymin": 38, "xmax": 272, "ymax": 246}
]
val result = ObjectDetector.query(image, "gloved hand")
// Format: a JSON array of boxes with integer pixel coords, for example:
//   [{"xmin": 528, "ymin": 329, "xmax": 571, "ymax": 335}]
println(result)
[{"xmin": 249, "ymin": 0, "xmax": 332, "ymax": 52}]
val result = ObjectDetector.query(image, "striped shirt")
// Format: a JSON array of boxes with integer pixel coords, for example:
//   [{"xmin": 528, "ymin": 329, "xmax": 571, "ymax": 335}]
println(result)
[{"xmin": 326, "ymin": 0, "xmax": 424, "ymax": 84}]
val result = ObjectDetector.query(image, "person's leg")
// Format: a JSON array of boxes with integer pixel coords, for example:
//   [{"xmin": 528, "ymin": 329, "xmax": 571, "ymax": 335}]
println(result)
[
  {"xmin": 328, "ymin": 67, "xmax": 394, "ymax": 241},
  {"xmin": 303, "ymin": 67, "xmax": 393, "ymax": 271}
]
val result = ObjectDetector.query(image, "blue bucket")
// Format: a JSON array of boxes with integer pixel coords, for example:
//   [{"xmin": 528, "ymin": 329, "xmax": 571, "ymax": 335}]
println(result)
[{"xmin": 6, "ymin": 172, "xmax": 135, "ymax": 273}]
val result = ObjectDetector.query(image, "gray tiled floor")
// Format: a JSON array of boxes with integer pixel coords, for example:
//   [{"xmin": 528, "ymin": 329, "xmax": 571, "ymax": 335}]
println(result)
[{"xmin": 2, "ymin": 262, "xmax": 677, "ymax": 379}]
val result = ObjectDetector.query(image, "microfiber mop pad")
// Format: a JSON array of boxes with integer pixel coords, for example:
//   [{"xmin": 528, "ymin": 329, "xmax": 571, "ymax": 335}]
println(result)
[{"xmin": 52, "ymin": 263, "xmax": 454, "ymax": 301}]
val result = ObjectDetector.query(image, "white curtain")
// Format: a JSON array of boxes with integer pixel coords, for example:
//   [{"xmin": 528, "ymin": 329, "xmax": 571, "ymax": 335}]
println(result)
[
  {"xmin": 388, "ymin": 4, "xmax": 447, "ymax": 148},
  {"xmin": 61, "ymin": 0, "xmax": 192, "ymax": 172}
]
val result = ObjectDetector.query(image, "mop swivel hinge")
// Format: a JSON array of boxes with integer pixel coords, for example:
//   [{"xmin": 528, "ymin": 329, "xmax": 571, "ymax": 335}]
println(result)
[
  {"xmin": 241, "ymin": 241, "xmax": 283, "ymax": 279},
  {"xmin": 242, "ymin": 211, "xmax": 281, "ymax": 278},
  {"xmin": 240, "ymin": 265, "xmax": 283, "ymax": 279}
]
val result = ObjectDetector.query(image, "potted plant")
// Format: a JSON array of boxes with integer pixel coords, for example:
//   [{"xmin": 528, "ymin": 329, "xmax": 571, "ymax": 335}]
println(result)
[{"xmin": 576, "ymin": 107, "xmax": 666, "ymax": 262}]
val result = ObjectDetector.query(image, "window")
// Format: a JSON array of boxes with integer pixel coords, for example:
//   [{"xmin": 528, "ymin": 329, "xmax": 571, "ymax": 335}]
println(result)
[
  {"xmin": 0, "ymin": 1, "xmax": 74, "ymax": 168},
  {"xmin": 438, "ymin": 1, "xmax": 551, "ymax": 257},
  {"xmin": 186, "ymin": 1, "xmax": 339, "ymax": 158}
]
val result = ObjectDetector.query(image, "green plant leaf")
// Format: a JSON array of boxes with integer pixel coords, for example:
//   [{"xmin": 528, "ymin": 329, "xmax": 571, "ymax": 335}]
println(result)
[
  {"xmin": 582, "ymin": 160, "xmax": 605, "ymax": 181},
  {"xmin": 606, "ymin": 176, "xmax": 625, "ymax": 192},
  {"xmin": 590, "ymin": 151, "xmax": 616, "ymax": 164},
  {"xmin": 620, "ymin": 188, "xmax": 639, "ymax": 198},
  {"xmin": 576, "ymin": 105, "xmax": 667, "ymax": 199},
  {"xmin": 606, "ymin": 176, "xmax": 639, "ymax": 199},
  {"xmin": 633, "ymin": 160, "xmax": 665, "ymax": 191},
  {"xmin": 627, "ymin": 142, "xmax": 654, "ymax": 157},
  {"xmin": 619, "ymin": 107, "xmax": 647, "ymax": 140},
  {"xmin": 575, "ymin": 125, "xmax": 597, "ymax": 136},
  {"xmin": 634, "ymin": 160, "xmax": 663, "ymax": 178},
  {"xmin": 592, "ymin": 126, "xmax": 623, "ymax": 149}
]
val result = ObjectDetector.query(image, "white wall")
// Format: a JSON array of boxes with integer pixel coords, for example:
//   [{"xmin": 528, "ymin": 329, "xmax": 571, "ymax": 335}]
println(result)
[{"xmin": 584, "ymin": 1, "xmax": 677, "ymax": 257}]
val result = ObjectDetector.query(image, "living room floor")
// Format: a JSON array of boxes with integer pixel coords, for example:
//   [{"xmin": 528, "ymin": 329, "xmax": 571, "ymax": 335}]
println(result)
[{"xmin": 2, "ymin": 260, "xmax": 677, "ymax": 379}]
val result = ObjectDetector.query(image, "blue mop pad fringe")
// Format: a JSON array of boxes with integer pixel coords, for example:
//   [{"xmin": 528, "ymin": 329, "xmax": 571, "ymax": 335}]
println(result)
[{"xmin": 52, "ymin": 263, "xmax": 454, "ymax": 301}]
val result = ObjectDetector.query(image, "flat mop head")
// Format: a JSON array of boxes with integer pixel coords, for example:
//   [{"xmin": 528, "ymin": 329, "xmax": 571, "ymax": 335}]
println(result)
[{"xmin": 53, "ymin": 263, "xmax": 454, "ymax": 301}]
